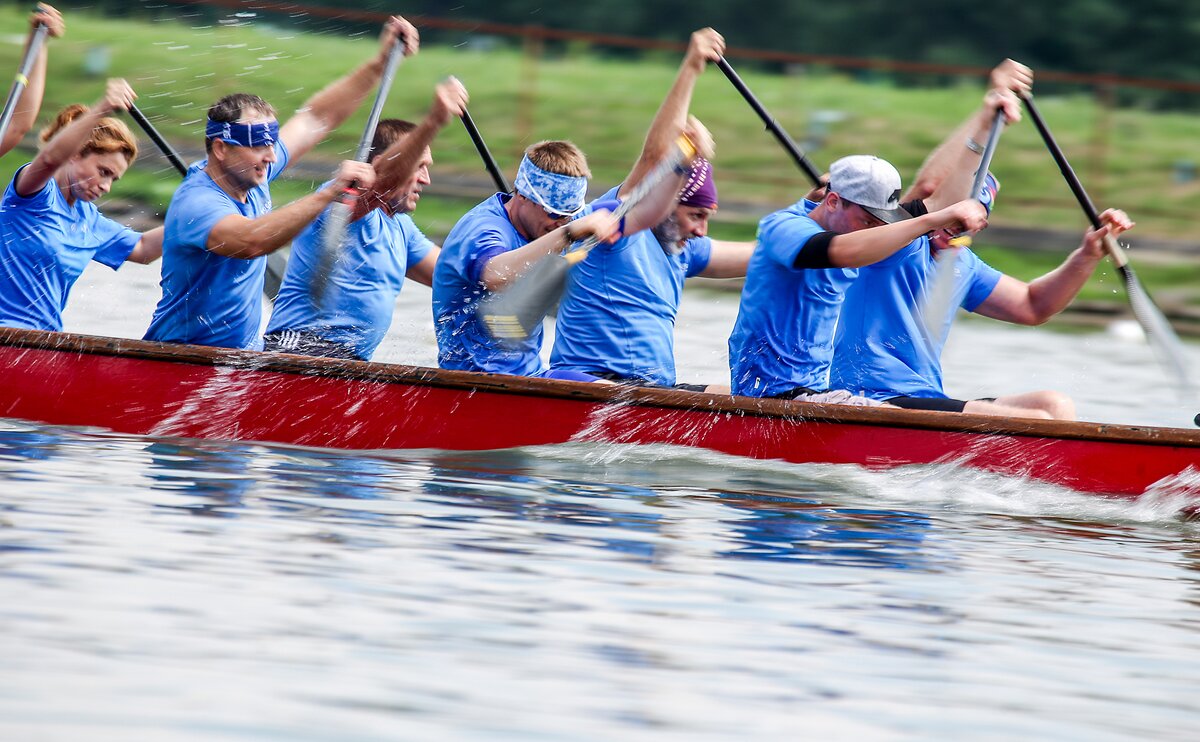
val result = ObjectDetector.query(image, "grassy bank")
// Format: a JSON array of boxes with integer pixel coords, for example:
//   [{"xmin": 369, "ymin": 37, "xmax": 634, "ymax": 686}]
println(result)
[
  {"xmin": 1, "ymin": 5, "xmax": 1197, "ymax": 309},
  {"xmin": 2, "ymin": 6, "xmax": 1199, "ymax": 238}
]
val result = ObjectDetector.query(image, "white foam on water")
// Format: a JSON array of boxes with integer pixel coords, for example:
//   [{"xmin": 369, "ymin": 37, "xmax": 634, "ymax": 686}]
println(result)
[{"xmin": 513, "ymin": 441, "xmax": 1200, "ymax": 528}]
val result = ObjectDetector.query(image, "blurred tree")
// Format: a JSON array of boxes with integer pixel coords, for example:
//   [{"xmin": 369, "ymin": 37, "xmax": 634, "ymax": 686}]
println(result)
[{"xmin": 43, "ymin": 0, "xmax": 1200, "ymax": 106}]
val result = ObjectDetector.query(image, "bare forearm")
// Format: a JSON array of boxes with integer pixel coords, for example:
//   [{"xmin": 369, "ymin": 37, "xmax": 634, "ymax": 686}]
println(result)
[
  {"xmin": 906, "ymin": 120, "xmax": 974, "ymax": 205},
  {"xmin": 279, "ymin": 55, "xmax": 385, "ymax": 160},
  {"xmin": 622, "ymin": 65, "xmax": 702, "ymax": 198},
  {"xmin": 1026, "ymin": 248, "xmax": 1104, "ymax": 322},
  {"xmin": 2, "ymin": 46, "xmax": 47, "ymax": 153},
  {"xmin": 698, "ymin": 240, "xmax": 754, "ymax": 278},
  {"xmin": 827, "ymin": 213, "xmax": 946, "ymax": 268},
  {"xmin": 906, "ymin": 105, "xmax": 997, "ymax": 210},
  {"xmin": 308, "ymin": 55, "xmax": 384, "ymax": 129},
  {"xmin": 372, "ymin": 117, "xmax": 439, "ymax": 197},
  {"xmin": 481, "ymin": 226, "xmax": 572, "ymax": 290},
  {"xmin": 209, "ymin": 188, "xmax": 338, "ymax": 258}
]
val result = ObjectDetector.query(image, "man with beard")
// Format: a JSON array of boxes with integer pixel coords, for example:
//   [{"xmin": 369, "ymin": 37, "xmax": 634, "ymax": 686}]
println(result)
[
  {"xmin": 548, "ymin": 155, "xmax": 753, "ymax": 391},
  {"xmin": 432, "ymin": 30, "xmax": 723, "ymax": 379},
  {"xmin": 144, "ymin": 16, "xmax": 414, "ymax": 350},
  {"xmin": 262, "ymin": 79, "xmax": 468, "ymax": 361},
  {"xmin": 546, "ymin": 29, "xmax": 754, "ymax": 391}
]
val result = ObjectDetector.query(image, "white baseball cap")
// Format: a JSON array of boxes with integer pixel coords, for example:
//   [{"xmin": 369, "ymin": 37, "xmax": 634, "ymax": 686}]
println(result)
[{"xmin": 828, "ymin": 155, "xmax": 911, "ymax": 223}]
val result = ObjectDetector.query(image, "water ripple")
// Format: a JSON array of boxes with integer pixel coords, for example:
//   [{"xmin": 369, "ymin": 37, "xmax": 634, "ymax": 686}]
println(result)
[{"xmin": 1, "ymin": 421, "xmax": 1199, "ymax": 740}]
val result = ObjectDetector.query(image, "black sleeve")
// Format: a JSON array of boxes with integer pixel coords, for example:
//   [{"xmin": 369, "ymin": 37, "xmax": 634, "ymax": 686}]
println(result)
[
  {"xmin": 791, "ymin": 202, "xmax": 925, "ymax": 270},
  {"xmin": 792, "ymin": 231, "xmax": 837, "ymax": 269}
]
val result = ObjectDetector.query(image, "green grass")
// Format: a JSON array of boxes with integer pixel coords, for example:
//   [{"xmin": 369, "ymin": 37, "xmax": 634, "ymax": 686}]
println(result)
[{"xmin": 2, "ymin": 6, "xmax": 1198, "ymax": 255}]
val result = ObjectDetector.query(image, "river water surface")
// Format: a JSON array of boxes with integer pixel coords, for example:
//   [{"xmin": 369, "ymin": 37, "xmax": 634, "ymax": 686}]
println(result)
[{"xmin": 2, "ymin": 263, "xmax": 1199, "ymax": 740}]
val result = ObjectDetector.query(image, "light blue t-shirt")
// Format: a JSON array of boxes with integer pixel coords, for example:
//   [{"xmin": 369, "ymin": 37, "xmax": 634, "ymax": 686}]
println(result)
[
  {"xmin": 265, "ymin": 204, "xmax": 434, "ymax": 360},
  {"xmin": 0, "ymin": 164, "xmax": 139, "ymax": 331},
  {"xmin": 550, "ymin": 186, "xmax": 711, "ymax": 386},
  {"xmin": 434, "ymin": 193, "xmax": 600, "ymax": 376},
  {"xmin": 728, "ymin": 199, "xmax": 857, "ymax": 397},
  {"xmin": 830, "ymin": 238, "xmax": 1002, "ymax": 400},
  {"xmin": 144, "ymin": 142, "xmax": 290, "ymax": 349},
  {"xmin": 433, "ymin": 193, "xmax": 539, "ymax": 374}
]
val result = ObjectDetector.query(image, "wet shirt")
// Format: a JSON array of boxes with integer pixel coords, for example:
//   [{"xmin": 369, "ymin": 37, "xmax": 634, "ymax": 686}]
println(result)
[
  {"xmin": 144, "ymin": 142, "xmax": 290, "ymax": 349},
  {"xmin": 433, "ymin": 193, "xmax": 540, "ymax": 374},
  {"xmin": 550, "ymin": 186, "xmax": 711, "ymax": 386},
  {"xmin": 265, "ymin": 202, "xmax": 434, "ymax": 360},
  {"xmin": 830, "ymin": 237, "xmax": 1002, "ymax": 400},
  {"xmin": 434, "ymin": 193, "xmax": 598, "ymax": 375},
  {"xmin": 0, "ymin": 164, "xmax": 139, "ymax": 331},
  {"xmin": 728, "ymin": 199, "xmax": 857, "ymax": 397}
]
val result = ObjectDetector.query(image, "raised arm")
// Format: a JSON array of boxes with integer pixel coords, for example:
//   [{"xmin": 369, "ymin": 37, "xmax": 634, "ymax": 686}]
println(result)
[
  {"xmin": 16, "ymin": 78, "xmax": 135, "ymax": 197},
  {"xmin": 622, "ymin": 115, "xmax": 714, "ymax": 234},
  {"xmin": 827, "ymin": 198, "xmax": 989, "ymax": 268},
  {"xmin": 905, "ymin": 59, "xmax": 1031, "ymax": 210},
  {"xmin": 278, "ymin": 15, "xmax": 418, "ymax": 163},
  {"xmin": 352, "ymin": 77, "xmax": 467, "ymax": 221},
  {"xmin": 1, "ymin": 4, "xmax": 65, "ymax": 157},
  {"xmin": 616, "ymin": 29, "xmax": 723, "ymax": 235},
  {"xmin": 976, "ymin": 208, "xmax": 1134, "ymax": 325},
  {"xmin": 205, "ymin": 160, "xmax": 375, "ymax": 258},
  {"xmin": 620, "ymin": 28, "xmax": 723, "ymax": 199}
]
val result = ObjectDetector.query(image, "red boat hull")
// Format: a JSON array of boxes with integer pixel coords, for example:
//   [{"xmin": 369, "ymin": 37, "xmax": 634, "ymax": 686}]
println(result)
[{"xmin": 1, "ymin": 328, "xmax": 1198, "ymax": 497}]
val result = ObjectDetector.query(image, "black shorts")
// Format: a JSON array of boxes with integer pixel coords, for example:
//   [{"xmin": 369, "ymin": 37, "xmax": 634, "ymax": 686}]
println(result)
[{"xmin": 887, "ymin": 396, "xmax": 968, "ymax": 413}]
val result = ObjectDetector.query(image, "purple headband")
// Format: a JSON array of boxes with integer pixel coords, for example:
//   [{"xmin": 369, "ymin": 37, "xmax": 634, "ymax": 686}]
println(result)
[
  {"xmin": 205, "ymin": 118, "xmax": 279, "ymax": 148},
  {"xmin": 679, "ymin": 158, "xmax": 718, "ymax": 209}
]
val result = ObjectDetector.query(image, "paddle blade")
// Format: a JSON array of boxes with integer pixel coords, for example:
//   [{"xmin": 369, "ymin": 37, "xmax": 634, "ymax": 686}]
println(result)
[
  {"xmin": 477, "ymin": 255, "xmax": 571, "ymax": 344},
  {"xmin": 308, "ymin": 200, "xmax": 353, "ymax": 306},
  {"xmin": 1118, "ymin": 263, "xmax": 1193, "ymax": 392},
  {"xmin": 920, "ymin": 245, "xmax": 964, "ymax": 345}
]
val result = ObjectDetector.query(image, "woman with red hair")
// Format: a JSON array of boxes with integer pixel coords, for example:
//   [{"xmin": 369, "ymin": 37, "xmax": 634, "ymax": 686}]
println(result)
[{"xmin": 0, "ymin": 79, "xmax": 162, "ymax": 331}]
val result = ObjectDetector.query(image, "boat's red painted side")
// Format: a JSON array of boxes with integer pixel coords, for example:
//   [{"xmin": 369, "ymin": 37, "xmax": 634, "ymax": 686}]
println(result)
[{"xmin": 1, "ymin": 333, "xmax": 1198, "ymax": 497}]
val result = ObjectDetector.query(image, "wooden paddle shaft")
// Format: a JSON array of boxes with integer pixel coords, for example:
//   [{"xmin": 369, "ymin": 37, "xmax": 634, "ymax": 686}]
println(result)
[{"xmin": 0, "ymin": 23, "xmax": 49, "ymax": 145}]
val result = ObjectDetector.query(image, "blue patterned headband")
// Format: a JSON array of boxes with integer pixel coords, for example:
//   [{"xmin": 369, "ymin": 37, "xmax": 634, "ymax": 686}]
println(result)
[
  {"xmin": 205, "ymin": 118, "xmax": 279, "ymax": 148},
  {"xmin": 514, "ymin": 155, "xmax": 588, "ymax": 217}
]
